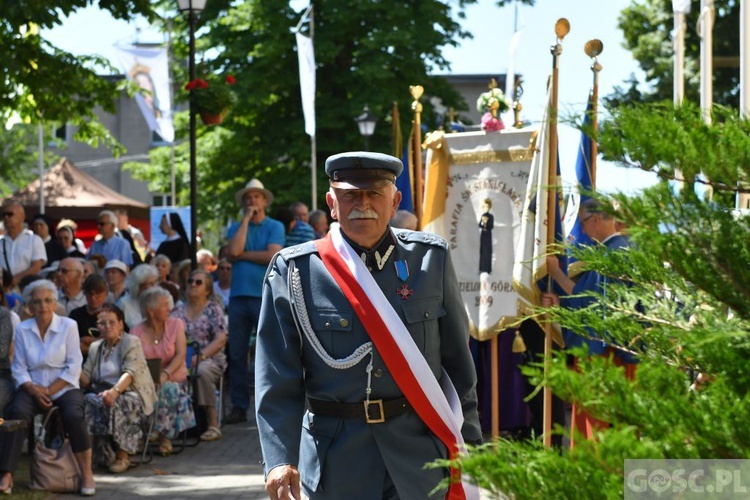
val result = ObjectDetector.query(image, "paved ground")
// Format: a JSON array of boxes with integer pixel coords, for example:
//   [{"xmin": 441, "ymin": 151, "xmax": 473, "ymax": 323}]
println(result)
[{"xmin": 45, "ymin": 406, "xmax": 266, "ymax": 500}]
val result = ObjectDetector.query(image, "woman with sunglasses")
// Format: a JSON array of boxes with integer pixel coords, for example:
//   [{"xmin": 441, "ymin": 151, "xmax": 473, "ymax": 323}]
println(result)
[
  {"xmin": 80, "ymin": 304, "xmax": 156, "ymax": 473},
  {"xmin": 171, "ymin": 270, "xmax": 227, "ymax": 441},
  {"xmin": 131, "ymin": 286, "xmax": 195, "ymax": 455}
]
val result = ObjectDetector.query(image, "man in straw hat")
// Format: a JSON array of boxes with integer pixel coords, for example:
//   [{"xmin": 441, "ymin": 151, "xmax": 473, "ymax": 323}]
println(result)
[
  {"xmin": 255, "ymin": 152, "xmax": 481, "ymax": 499},
  {"xmin": 225, "ymin": 179, "xmax": 284, "ymax": 424}
]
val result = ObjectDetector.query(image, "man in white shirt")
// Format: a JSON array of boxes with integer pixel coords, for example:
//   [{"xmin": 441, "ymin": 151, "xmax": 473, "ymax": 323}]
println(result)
[{"xmin": 0, "ymin": 201, "xmax": 46, "ymax": 287}]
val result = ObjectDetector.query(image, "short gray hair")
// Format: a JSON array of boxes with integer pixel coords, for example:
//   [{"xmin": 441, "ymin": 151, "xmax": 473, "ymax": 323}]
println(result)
[
  {"xmin": 98, "ymin": 210, "xmax": 118, "ymax": 225},
  {"xmin": 125, "ymin": 264, "xmax": 159, "ymax": 297},
  {"xmin": 22, "ymin": 279, "xmax": 58, "ymax": 304},
  {"xmin": 580, "ymin": 199, "xmax": 615, "ymax": 220},
  {"xmin": 152, "ymin": 254, "xmax": 171, "ymax": 267},
  {"xmin": 139, "ymin": 286, "xmax": 174, "ymax": 316}
]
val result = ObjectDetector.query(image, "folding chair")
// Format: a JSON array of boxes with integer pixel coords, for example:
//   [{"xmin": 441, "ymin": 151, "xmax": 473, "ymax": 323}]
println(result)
[{"xmin": 136, "ymin": 358, "xmax": 163, "ymax": 464}]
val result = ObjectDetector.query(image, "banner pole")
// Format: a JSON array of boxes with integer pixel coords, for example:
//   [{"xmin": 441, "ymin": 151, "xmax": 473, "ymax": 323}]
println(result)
[
  {"xmin": 543, "ymin": 18, "xmax": 569, "ymax": 448},
  {"xmin": 585, "ymin": 40, "xmax": 602, "ymax": 190},
  {"xmin": 410, "ymin": 85, "xmax": 424, "ymax": 229}
]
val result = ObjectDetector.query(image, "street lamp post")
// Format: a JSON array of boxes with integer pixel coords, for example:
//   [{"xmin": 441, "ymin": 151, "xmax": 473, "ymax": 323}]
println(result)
[
  {"xmin": 177, "ymin": 0, "xmax": 207, "ymax": 270},
  {"xmin": 355, "ymin": 105, "xmax": 377, "ymax": 151}
]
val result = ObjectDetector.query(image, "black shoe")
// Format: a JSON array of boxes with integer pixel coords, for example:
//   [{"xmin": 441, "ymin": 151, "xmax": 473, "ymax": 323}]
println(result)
[{"xmin": 225, "ymin": 408, "xmax": 248, "ymax": 424}]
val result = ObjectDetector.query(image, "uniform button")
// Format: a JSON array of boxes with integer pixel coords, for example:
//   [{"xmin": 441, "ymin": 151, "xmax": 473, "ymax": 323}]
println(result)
[
  {"xmin": 374, "ymin": 369, "xmax": 383, "ymax": 377},
  {"xmin": 340, "ymin": 318, "xmax": 349, "ymax": 327},
  {"xmin": 424, "ymin": 312, "xmax": 430, "ymax": 318},
  {"xmin": 325, "ymin": 321, "xmax": 331, "ymax": 328}
]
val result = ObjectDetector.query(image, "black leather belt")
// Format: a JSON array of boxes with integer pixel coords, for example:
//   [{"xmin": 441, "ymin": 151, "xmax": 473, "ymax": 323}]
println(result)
[{"xmin": 307, "ymin": 397, "xmax": 411, "ymax": 424}]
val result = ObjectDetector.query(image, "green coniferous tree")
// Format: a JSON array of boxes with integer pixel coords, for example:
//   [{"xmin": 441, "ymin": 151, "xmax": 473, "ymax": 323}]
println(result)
[{"xmin": 437, "ymin": 101, "xmax": 750, "ymax": 499}]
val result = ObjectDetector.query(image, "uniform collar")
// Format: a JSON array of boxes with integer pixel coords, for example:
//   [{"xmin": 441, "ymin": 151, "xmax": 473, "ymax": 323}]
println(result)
[{"xmin": 341, "ymin": 229, "xmax": 396, "ymax": 272}]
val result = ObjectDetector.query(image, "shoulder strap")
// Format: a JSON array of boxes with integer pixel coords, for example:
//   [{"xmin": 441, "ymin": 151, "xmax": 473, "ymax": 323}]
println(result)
[{"xmin": 2, "ymin": 238, "xmax": 11, "ymax": 276}]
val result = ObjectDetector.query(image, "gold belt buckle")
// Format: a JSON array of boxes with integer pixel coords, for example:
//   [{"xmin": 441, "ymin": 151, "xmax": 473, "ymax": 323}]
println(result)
[{"xmin": 364, "ymin": 400, "xmax": 385, "ymax": 424}]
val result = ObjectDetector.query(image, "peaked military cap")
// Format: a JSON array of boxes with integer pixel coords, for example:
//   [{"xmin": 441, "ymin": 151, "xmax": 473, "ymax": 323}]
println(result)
[{"xmin": 325, "ymin": 151, "xmax": 404, "ymax": 189}]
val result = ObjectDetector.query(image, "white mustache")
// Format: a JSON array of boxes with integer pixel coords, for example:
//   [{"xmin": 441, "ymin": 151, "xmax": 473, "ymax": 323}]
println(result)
[{"xmin": 348, "ymin": 209, "xmax": 379, "ymax": 220}]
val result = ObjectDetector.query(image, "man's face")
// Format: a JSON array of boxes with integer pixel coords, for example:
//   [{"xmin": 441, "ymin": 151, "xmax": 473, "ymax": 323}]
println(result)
[
  {"xmin": 242, "ymin": 191, "xmax": 268, "ymax": 211},
  {"xmin": 57, "ymin": 259, "xmax": 82, "ymax": 290},
  {"xmin": 326, "ymin": 184, "xmax": 401, "ymax": 249},
  {"xmin": 97, "ymin": 216, "xmax": 116, "ymax": 237},
  {"xmin": 293, "ymin": 204, "xmax": 309, "ymax": 223},
  {"xmin": 105, "ymin": 268, "xmax": 126, "ymax": 287},
  {"xmin": 312, "ymin": 217, "xmax": 329, "ymax": 235},
  {"xmin": 1, "ymin": 204, "xmax": 23, "ymax": 233},
  {"xmin": 579, "ymin": 210, "xmax": 600, "ymax": 241}
]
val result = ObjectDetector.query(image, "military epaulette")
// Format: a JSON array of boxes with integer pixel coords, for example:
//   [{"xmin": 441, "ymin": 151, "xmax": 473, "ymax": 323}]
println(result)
[
  {"xmin": 392, "ymin": 229, "xmax": 448, "ymax": 249},
  {"xmin": 280, "ymin": 240, "xmax": 319, "ymax": 259}
]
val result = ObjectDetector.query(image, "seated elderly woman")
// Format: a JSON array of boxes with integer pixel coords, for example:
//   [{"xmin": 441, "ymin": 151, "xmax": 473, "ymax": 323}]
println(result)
[
  {"xmin": 131, "ymin": 287, "xmax": 195, "ymax": 456},
  {"xmin": 0, "ymin": 280, "xmax": 95, "ymax": 495},
  {"xmin": 80, "ymin": 304, "xmax": 156, "ymax": 473},
  {"xmin": 171, "ymin": 270, "xmax": 227, "ymax": 441},
  {"xmin": 117, "ymin": 264, "xmax": 159, "ymax": 329}
]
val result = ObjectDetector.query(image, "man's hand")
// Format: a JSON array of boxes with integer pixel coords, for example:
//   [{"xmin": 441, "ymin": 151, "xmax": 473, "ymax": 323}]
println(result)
[
  {"xmin": 243, "ymin": 206, "xmax": 258, "ymax": 221},
  {"xmin": 265, "ymin": 465, "xmax": 302, "ymax": 500},
  {"xmin": 541, "ymin": 292, "xmax": 560, "ymax": 308}
]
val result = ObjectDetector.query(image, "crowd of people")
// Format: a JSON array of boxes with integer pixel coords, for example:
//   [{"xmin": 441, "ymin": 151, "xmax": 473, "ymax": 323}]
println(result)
[{"xmin": 0, "ymin": 196, "xmax": 314, "ymax": 495}]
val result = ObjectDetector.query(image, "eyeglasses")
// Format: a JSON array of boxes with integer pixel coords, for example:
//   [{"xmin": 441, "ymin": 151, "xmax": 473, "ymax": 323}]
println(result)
[
  {"xmin": 96, "ymin": 221, "xmax": 110, "ymax": 226},
  {"xmin": 1, "ymin": 212, "xmax": 14, "ymax": 218},
  {"xmin": 96, "ymin": 320, "xmax": 119, "ymax": 329},
  {"xmin": 30, "ymin": 297, "xmax": 56, "ymax": 307},
  {"xmin": 580, "ymin": 214, "xmax": 596, "ymax": 225},
  {"xmin": 187, "ymin": 278, "xmax": 204, "ymax": 286},
  {"xmin": 57, "ymin": 268, "xmax": 79, "ymax": 274}
]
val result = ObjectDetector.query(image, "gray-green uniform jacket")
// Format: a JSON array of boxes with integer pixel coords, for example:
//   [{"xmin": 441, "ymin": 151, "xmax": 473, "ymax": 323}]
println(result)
[{"xmin": 255, "ymin": 228, "xmax": 481, "ymax": 499}]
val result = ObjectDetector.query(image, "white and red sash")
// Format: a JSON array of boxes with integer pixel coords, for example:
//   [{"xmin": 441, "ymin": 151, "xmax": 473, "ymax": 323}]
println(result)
[{"xmin": 314, "ymin": 225, "xmax": 478, "ymax": 500}]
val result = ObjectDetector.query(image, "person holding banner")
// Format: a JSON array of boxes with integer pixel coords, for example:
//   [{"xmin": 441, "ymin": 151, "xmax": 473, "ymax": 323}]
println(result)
[
  {"xmin": 256, "ymin": 151, "xmax": 482, "ymax": 500},
  {"xmin": 542, "ymin": 198, "xmax": 637, "ymax": 446}
]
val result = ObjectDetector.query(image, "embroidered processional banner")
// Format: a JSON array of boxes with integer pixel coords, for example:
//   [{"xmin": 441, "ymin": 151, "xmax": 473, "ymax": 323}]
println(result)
[{"xmin": 422, "ymin": 128, "xmax": 538, "ymax": 341}]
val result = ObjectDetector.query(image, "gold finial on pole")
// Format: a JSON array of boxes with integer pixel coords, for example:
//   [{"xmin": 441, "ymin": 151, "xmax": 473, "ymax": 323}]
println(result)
[
  {"xmin": 584, "ymin": 39, "xmax": 603, "ymax": 189},
  {"xmin": 512, "ymin": 77, "xmax": 524, "ymax": 128},
  {"xmin": 410, "ymin": 85, "xmax": 424, "ymax": 229}
]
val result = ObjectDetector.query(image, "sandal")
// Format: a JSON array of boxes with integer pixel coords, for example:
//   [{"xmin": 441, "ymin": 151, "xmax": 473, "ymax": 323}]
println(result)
[
  {"xmin": 109, "ymin": 457, "xmax": 131, "ymax": 474},
  {"xmin": 158, "ymin": 438, "xmax": 173, "ymax": 457},
  {"xmin": 200, "ymin": 426, "xmax": 222, "ymax": 442}
]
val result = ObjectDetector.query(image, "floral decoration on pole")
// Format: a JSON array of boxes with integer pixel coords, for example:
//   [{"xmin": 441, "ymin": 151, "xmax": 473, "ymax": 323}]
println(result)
[
  {"xmin": 476, "ymin": 78, "xmax": 510, "ymax": 132},
  {"xmin": 184, "ymin": 74, "xmax": 237, "ymax": 125}
]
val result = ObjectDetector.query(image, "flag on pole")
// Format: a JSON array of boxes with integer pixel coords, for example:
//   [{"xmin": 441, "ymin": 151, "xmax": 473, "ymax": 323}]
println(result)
[
  {"xmin": 113, "ymin": 45, "xmax": 174, "ymax": 143},
  {"xmin": 391, "ymin": 103, "xmax": 413, "ymax": 211},
  {"xmin": 512, "ymin": 91, "xmax": 566, "ymax": 344},
  {"xmin": 563, "ymin": 96, "xmax": 595, "ymax": 273},
  {"xmin": 296, "ymin": 32, "xmax": 316, "ymax": 137}
]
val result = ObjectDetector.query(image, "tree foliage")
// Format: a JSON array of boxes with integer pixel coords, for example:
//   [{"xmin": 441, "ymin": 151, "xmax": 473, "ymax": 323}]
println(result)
[
  {"xmin": 443, "ymin": 102, "xmax": 750, "ymax": 498},
  {"xmin": 128, "ymin": 0, "xmax": 480, "ymax": 235},
  {"xmin": 611, "ymin": 0, "xmax": 739, "ymax": 107},
  {"xmin": 0, "ymin": 1, "xmax": 156, "ymax": 191}
]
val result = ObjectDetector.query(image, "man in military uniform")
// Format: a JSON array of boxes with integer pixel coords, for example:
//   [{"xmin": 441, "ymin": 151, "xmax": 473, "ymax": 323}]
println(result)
[{"xmin": 255, "ymin": 152, "xmax": 482, "ymax": 499}]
